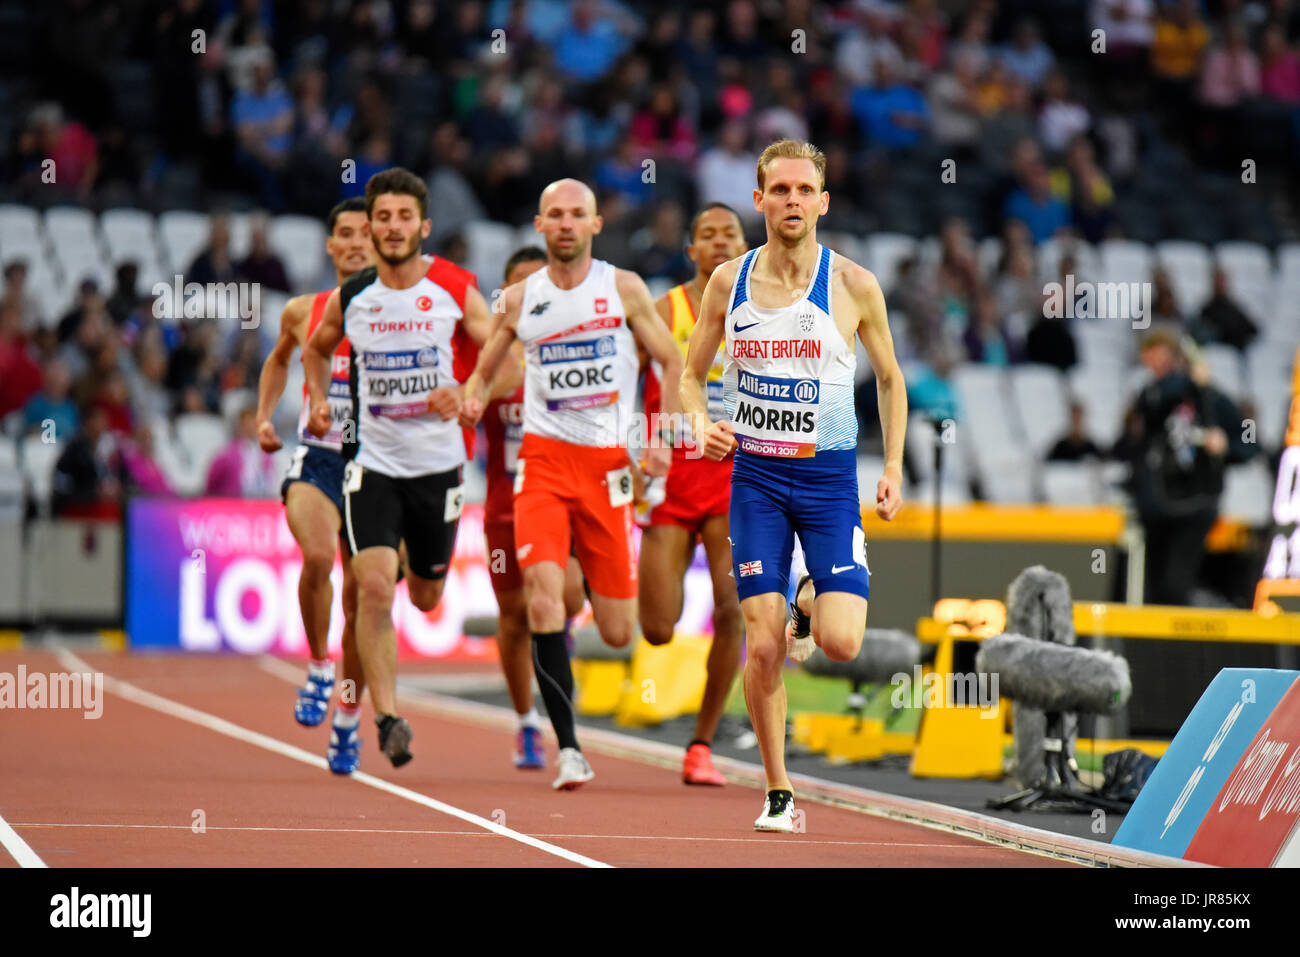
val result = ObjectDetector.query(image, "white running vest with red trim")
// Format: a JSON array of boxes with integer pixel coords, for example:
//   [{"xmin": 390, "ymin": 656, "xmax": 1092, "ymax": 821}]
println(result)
[
  {"xmin": 297, "ymin": 289, "xmax": 353, "ymax": 451},
  {"xmin": 517, "ymin": 258, "xmax": 638, "ymax": 447}
]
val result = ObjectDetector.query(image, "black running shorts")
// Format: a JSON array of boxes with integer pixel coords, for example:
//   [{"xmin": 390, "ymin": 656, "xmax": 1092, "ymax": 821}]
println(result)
[{"xmin": 342, "ymin": 461, "xmax": 464, "ymax": 580}]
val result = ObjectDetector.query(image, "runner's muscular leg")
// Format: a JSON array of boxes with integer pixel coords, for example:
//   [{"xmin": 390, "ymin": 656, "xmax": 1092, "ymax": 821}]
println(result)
[
  {"xmin": 696, "ymin": 514, "xmax": 743, "ymax": 743},
  {"xmin": 285, "ymin": 482, "xmax": 341, "ymax": 661},
  {"xmin": 563, "ymin": 556, "xmax": 587, "ymax": 619},
  {"xmin": 524, "ymin": 560, "xmax": 567, "ymax": 633},
  {"xmin": 588, "ymin": 591, "xmax": 637, "ymax": 649},
  {"xmin": 741, "ymin": 592, "xmax": 791, "ymax": 792},
  {"xmin": 494, "ymin": 586, "xmax": 533, "ymax": 714},
  {"xmin": 638, "ymin": 524, "xmax": 695, "ymax": 645},
  {"xmin": 794, "ymin": 576, "xmax": 868, "ymax": 663},
  {"xmin": 352, "ymin": 546, "xmax": 399, "ymax": 716}
]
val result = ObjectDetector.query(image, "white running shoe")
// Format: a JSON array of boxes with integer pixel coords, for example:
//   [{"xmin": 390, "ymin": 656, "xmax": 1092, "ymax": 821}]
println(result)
[
  {"xmin": 553, "ymin": 747, "xmax": 594, "ymax": 790},
  {"xmin": 754, "ymin": 791, "xmax": 796, "ymax": 832}
]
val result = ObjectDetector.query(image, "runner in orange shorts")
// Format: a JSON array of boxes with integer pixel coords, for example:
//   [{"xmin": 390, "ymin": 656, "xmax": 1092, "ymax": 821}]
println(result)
[{"xmin": 461, "ymin": 178, "xmax": 683, "ymax": 790}]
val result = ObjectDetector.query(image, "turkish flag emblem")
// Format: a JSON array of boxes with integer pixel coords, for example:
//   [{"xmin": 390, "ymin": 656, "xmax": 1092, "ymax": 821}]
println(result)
[
  {"xmin": 594, "ymin": 298, "xmax": 607, "ymax": 314},
  {"xmin": 416, "ymin": 296, "xmax": 432, "ymax": 311}
]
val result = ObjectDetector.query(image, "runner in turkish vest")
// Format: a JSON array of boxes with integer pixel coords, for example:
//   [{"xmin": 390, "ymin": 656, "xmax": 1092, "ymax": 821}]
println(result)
[
  {"xmin": 681, "ymin": 141, "xmax": 907, "ymax": 833},
  {"xmin": 461, "ymin": 178, "xmax": 684, "ymax": 791},
  {"xmin": 638, "ymin": 203, "xmax": 748, "ymax": 786},
  {"xmin": 255, "ymin": 198, "xmax": 372, "ymax": 773},
  {"xmin": 481, "ymin": 245, "xmax": 588, "ymax": 772},
  {"xmin": 305, "ymin": 168, "xmax": 493, "ymax": 770}
]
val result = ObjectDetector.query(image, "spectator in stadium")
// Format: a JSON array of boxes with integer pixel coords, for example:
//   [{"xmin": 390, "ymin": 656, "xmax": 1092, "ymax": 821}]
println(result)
[
  {"xmin": 548, "ymin": 0, "xmax": 638, "ymax": 84},
  {"xmin": 129, "ymin": 340, "xmax": 172, "ymax": 426},
  {"xmin": 680, "ymin": 9, "xmax": 722, "ymax": 92},
  {"xmin": 1189, "ymin": 266, "xmax": 1259, "ymax": 352},
  {"xmin": 57, "ymin": 295, "xmax": 111, "ymax": 381},
  {"xmin": 1047, "ymin": 401, "xmax": 1105, "ymax": 461},
  {"xmin": 21, "ymin": 358, "xmax": 78, "ymax": 440},
  {"xmin": 631, "ymin": 201, "xmax": 692, "ymax": 283},
  {"xmin": 928, "ymin": 48, "xmax": 985, "ymax": 153},
  {"xmin": 851, "ymin": 58, "xmax": 930, "ymax": 151},
  {"xmin": 1125, "ymin": 330, "xmax": 1255, "ymax": 605},
  {"xmin": 993, "ymin": 238, "xmax": 1041, "ymax": 345},
  {"xmin": 630, "ymin": 84, "xmax": 698, "ymax": 164},
  {"xmin": 188, "ymin": 215, "xmax": 238, "ymax": 287},
  {"xmin": 166, "ymin": 323, "xmax": 220, "ymax": 413},
  {"xmin": 90, "ymin": 369, "xmax": 135, "ymax": 438},
  {"xmin": 894, "ymin": 253, "xmax": 964, "ymax": 373},
  {"xmin": 106, "ymin": 262, "xmax": 142, "ymax": 326},
  {"xmin": 1260, "ymin": 23, "xmax": 1300, "ymax": 102},
  {"xmin": 0, "ymin": 300, "xmax": 43, "ymax": 420},
  {"xmin": 421, "ymin": 123, "xmax": 486, "ymax": 245},
  {"xmin": 899, "ymin": 0, "xmax": 949, "ymax": 75},
  {"xmin": 696, "ymin": 121, "xmax": 760, "ymax": 224},
  {"xmin": 1038, "ymin": 71, "xmax": 1091, "ymax": 156},
  {"xmin": 1151, "ymin": 0, "xmax": 1211, "ymax": 120},
  {"xmin": 51, "ymin": 404, "xmax": 122, "ymax": 519},
  {"xmin": 835, "ymin": 4, "xmax": 903, "ymax": 88},
  {"xmin": 57, "ymin": 280, "xmax": 105, "ymax": 344},
  {"xmin": 949, "ymin": 6, "xmax": 993, "ymax": 75},
  {"xmin": 30, "ymin": 102, "xmax": 99, "ymax": 200},
  {"xmin": 1, "ymin": 261, "xmax": 43, "ymax": 333},
  {"xmin": 1004, "ymin": 161, "xmax": 1071, "ymax": 243},
  {"xmin": 1090, "ymin": 0, "xmax": 1156, "ymax": 99},
  {"xmin": 119, "ymin": 422, "xmax": 174, "ymax": 497},
  {"xmin": 1148, "ymin": 265, "xmax": 1185, "ymax": 334},
  {"xmin": 231, "ymin": 52, "xmax": 294, "ymax": 211},
  {"xmin": 1025, "ymin": 263, "xmax": 1079, "ymax": 371},
  {"xmin": 937, "ymin": 216, "xmax": 981, "ymax": 323},
  {"xmin": 594, "ymin": 137, "xmax": 656, "ymax": 211},
  {"xmin": 1198, "ymin": 20, "xmax": 1261, "ymax": 166},
  {"xmin": 235, "ymin": 215, "xmax": 290, "ymax": 292},
  {"xmin": 962, "ymin": 290, "xmax": 1020, "ymax": 366},
  {"xmin": 1052, "ymin": 135, "xmax": 1115, "ymax": 243},
  {"xmin": 205, "ymin": 406, "xmax": 279, "ymax": 498},
  {"xmin": 464, "ymin": 75, "xmax": 520, "ymax": 154},
  {"xmin": 997, "ymin": 19, "xmax": 1055, "ymax": 88}
]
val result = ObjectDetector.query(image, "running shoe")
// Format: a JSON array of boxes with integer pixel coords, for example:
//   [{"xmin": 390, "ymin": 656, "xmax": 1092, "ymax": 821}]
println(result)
[
  {"xmin": 786, "ymin": 574, "xmax": 816, "ymax": 663},
  {"xmin": 754, "ymin": 790, "xmax": 796, "ymax": 832},
  {"xmin": 294, "ymin": 671, "xmax": 334, "ymax": 727},
  {"xmin": 515, "ymin": 726, "xmax": 546, "ymax": 770},
  {"xmin": 682, "ymin": 743, "xmax": 727, "ymax": 786},
  {"xmin": 377, "ymin": 714, "xmax": 413, "ymax": 767},
  {"xmin": 327, "ymin": 722, "xmax": 361, "ymax": 775},
  {"xmin": 553, "ymin": 747, "xmax": 594, "ymax": 790}
]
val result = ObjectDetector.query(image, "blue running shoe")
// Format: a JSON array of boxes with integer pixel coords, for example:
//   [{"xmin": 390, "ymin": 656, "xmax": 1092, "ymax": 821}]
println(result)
[
  {"xmin": 514, "ymin": 726, "xmax": 545, "ymax": 769},
  {"xmin": 294, "ymin": 671, "xmax": 334, "ymax": 727},
  {"xmin": 327, "ymin": 722, "xmax": 361, "ymax": 774}
]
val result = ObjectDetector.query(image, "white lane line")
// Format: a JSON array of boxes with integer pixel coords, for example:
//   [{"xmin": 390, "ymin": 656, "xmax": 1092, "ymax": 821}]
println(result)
[
  {"xmin": 0, "ymin": 812, "xmax": 47, "ymax": 868},
  {"xmin": 8, "ymin": 822, "xmax": 993, "ymax": 849},
  {"xmin": 56, "ymin": 649, "xmax": 610, "ymax": 869}
]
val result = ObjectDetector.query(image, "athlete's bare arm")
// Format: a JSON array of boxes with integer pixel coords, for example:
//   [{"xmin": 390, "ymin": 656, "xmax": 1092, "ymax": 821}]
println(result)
[
  {"xmin": 619, "ymin": 269, "xmax": 681, "ymax": 478},
  {"xmin": 459, "ymin": 281, "xmax": 523, "ymax": 429},
  {"xmin": 487, "ymin": 341, "xmax": 525, "ymax": 401},
  {"xmin": 256, "ymin": 294, "xmax": 313, "ymax": 451},
  {"xmin": 844, "ymin": 261, "xmax": 906, "ymax": 520},
  {"xmin": 681, "ymin": 258, "xmax": 740, "ymax": 462},
  {"xmin": 303, "ymin": 288, "xmax": 345, "ymax": 439},
  {"xmin": 429, "ymin": 284, "xmax": 493, "ymax": 421}
]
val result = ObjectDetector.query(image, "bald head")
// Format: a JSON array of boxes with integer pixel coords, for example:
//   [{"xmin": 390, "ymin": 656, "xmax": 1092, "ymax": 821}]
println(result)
[
  {"xmin": 535, "ymin": 178, "xmax": 602, "ymax": 264},
  {"xmin": 539, "ymin": 178, "xmax": 597, "ymax": 217}
]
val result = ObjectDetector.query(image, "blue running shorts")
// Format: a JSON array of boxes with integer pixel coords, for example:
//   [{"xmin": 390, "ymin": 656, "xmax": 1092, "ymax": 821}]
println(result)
[
  {"xmin": 729, "ymin": 447, "xmax": 870, "ymax": 603},
  {"xmin": 281, "ymin": 444, "xmax": 347, "ymax": 519}
]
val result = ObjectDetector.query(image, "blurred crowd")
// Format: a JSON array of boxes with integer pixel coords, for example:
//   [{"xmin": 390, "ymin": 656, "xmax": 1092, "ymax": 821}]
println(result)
[{"xmin": 2, "ymin": 0, "xmax": 1298, "ymax": 533}]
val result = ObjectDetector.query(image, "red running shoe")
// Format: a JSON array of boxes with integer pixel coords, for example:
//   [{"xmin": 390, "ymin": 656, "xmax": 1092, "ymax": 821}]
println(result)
[{"xmin": 682, "ymin": 743, "xmax": 727, "ymax": 786}]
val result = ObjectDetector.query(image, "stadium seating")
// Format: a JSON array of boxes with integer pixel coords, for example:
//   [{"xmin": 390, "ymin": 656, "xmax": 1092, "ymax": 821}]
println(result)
[{"xmin": 267, "ymin": 214, "xmax": 327, "ymax": 291}]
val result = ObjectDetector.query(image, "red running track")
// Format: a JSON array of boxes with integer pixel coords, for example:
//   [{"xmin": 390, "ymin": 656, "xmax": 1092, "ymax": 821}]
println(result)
[{"xmin": 0, "ymin": 650, "xmax": 1077, "ymax": 868}]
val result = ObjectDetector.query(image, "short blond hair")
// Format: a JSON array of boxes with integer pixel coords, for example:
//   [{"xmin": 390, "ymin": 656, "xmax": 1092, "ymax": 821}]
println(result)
[{"xmin": 756, "ymin": 140, "xmax": 826, "ymax": 193}]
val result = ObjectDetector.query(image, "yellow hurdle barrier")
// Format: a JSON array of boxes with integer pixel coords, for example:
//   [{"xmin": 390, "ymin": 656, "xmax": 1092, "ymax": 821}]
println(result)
[{"xmin": 614, "ymin": 634, "xmax": 712, "ymax": 726}]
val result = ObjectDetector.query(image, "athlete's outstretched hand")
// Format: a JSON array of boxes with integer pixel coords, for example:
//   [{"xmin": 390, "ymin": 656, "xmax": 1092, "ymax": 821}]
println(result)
[
  {"xmin": 306, "ymin": 400, "xmax": 332, "ymax": 439},
  {"xmin": 257, "ymin": 418, "xmax": 282, "ymax": 453},
  {"xmin": 875, "ymin": 467, "xmax": 902, "ymax": 521},
  {"xmin": 458, "ymin": 393, "xmax": 485, "ymax": 429},
  {"xmin": 427, "ymin": 386, "xmax": 463, "ymax": 422},
  {"xmin": 700, "ymin": 420, "xmax": 737, "ymax": 461}
]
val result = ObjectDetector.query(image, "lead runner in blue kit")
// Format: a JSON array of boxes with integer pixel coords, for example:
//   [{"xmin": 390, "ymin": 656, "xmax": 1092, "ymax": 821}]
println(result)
[{"xmin": 680, "ymin": 139, "xmax": 908, "ymax": 833}]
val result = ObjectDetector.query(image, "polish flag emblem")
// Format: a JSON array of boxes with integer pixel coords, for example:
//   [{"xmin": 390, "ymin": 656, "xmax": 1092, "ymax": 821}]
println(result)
[{"xmin": 594, "ymin": 298, "xmax": 608, "ymax": 314}]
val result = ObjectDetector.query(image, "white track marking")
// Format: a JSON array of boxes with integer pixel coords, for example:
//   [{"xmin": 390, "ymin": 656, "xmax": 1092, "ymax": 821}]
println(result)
[
  {"xmin": 0, "ymin": 812, "xmax": 46, "ymax": 868},
  {"xmin": 56, "ymin": 649, "xmax": 610, "ymax": 868},
  {"xmin": 8, "ymin": 822, "xmax": 993, "ymax": 848}
]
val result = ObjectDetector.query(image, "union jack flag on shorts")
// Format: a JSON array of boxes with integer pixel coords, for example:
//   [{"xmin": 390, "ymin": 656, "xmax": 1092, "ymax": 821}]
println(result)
[{"xmin": 738, "ymin": 560, "xmax": 763, "ymax": 577}]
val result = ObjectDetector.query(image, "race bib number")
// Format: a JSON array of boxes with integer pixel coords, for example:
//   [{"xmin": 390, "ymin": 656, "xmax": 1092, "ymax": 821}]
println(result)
[
  {"xmin": 539, "ymin": 336, "xmax": 620, "ymax": 412},
  {"xmin": 343, "ymin": 460, "xmax": 363, "ymax": 494},
  {"xmin": 733, "ymin": 371, "xmax": 819, "ymax": 458},
  {"xmin": 444, "ymin": 483, "xmax": 465, "ymax": 523},
  {"xmin": 606, "ymin": 466, "xmax": 633, "ymax": 507},
  {"xmin": 362, "ymin": 347, "xmax": 440, "ymax": 420}
]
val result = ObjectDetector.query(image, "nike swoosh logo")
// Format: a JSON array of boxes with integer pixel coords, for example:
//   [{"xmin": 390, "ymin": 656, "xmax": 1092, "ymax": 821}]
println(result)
[
  {"xmin": 733, "ymin": 321, "xmax": 761, "ymax": 333},
  {"xmin": 831, "ymin": 564, "xmax": 855, "ymax": 574}
]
